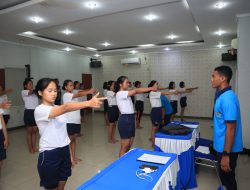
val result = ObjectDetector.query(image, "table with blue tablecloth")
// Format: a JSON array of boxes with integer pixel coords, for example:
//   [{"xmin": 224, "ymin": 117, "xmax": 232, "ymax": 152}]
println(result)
[
  {"xmin": 76, "ymin": 148, "xmax": 180, "ymax": 190},
  {"xmin": 154, "ymin": 121, "xmax": 199, "ymax": 189}
]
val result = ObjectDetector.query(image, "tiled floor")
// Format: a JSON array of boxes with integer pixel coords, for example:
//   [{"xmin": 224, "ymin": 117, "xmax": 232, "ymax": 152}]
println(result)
[{"xmin": 0, "ymin": 112, "xmax": 249, "ymax": 190}]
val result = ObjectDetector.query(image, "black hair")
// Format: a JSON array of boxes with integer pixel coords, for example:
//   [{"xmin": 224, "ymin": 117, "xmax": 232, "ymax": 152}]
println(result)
[
  {"xmin": 148, "ymin": 80, "xmax": 157, "ymax": 87},
  {"xmin": 214, "ymin": 66, "xmax": 233, "ymax": 83},
  {"xmin": 62, "ymin": 79, "xmax": 73, "ymax": 90},
  {"xmin": 115, "ymin": 76, "xmax": 128, "ymax": 93},
  {"xmin": 35, "ymin": 78, "xmax": 58, "ymax": 99},
  {"xmin": 74, "ymin": 81, "xmax": 80, "ymax": 86},
  {"xmin": 23, "ymin": 78, "xmax": 33, "ymax": 90},
  {"xmin": 103, "ymin": 82, "xmax": 108, "ymax": 90},
  {"xmin": 169, "ymin": 81, "xmax": 175, "ymax": 90},
  {"xmin": 133, "ymin": 81, "xmax": 141, "ymax": 88},
  {"xmin": 179, "ymin": 81, "xmax": 185, "ymax": 88},
  {"xmin": 107, "ymin": 80, "xmax": 115, "ymax": 90}
]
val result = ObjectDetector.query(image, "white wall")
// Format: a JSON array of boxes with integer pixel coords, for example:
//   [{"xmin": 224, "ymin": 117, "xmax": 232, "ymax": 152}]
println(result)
[
  {"xmin": 237, "ymin": 15, "xmax": 250, "ymax": 149},
  {"xmin": 0, "ymin": 40, "xmax": 236, "ymax": 128}
]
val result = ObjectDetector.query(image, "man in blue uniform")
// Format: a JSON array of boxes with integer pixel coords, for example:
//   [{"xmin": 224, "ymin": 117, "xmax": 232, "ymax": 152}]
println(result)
[{"xmin": 211, "ymin": 66, "xmax": 243, "ymax": 190}]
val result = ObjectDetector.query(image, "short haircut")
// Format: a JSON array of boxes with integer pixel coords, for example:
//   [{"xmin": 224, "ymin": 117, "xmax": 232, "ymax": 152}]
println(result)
[{"xmin": 214, "ymin": 66, "xmax": 233, "ymax": 83}]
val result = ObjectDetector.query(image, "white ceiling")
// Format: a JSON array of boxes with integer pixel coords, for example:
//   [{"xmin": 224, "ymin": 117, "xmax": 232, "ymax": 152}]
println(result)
[{"xmin": 0, "ymin": 0, "xmax": 249, "ymax": 56}]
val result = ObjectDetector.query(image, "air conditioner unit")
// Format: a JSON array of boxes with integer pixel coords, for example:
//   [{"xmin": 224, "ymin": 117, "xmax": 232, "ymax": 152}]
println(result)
[{"xmin": 121, "ymin": 57, "xmax": 141, "ymax": 65}]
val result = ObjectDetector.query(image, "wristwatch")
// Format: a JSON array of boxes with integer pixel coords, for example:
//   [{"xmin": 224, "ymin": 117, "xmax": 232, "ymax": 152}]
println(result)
[{"xmin": 222, "ymin": 151, "xmax": 230, "ymax": 156}]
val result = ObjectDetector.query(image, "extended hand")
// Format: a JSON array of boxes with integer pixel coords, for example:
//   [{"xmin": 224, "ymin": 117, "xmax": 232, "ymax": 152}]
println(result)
[
  {"xmin": 0, "ymin": 101, "xmax": 11, "ymax": 109},
  {"xmin": 89, "ymin": 92, "xmax": 107, "ymax": 108}
]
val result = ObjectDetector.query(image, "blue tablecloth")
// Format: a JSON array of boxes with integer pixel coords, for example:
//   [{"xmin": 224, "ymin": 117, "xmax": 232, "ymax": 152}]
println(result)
[
  {"xmin": 76, "ymin": 148, "xmax": 179, "ymax": 190},
  {"xmin": 154, "ymin": 121, "xmax": 199, "ymax": 189}
]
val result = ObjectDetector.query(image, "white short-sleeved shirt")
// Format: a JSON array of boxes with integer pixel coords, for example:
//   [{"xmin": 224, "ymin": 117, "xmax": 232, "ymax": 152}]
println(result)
[
  {"xmin": 35, "ymin": 104, "xmax": 70, "ymax": 152},
  {"xmin": 0, "ymin": 109, "xmax": 3, "ymax": 130},
  {"xmin": 179, "ymin": 88, "xmax": 186, "ymax": 98},
  {"xmin": 135, "ymin": 93, "xmax": 146, "ymax": 102},
  {"xmin": 103, "ymin": 89, "xmax": 108, "ymax": 97},
  {"xmin": 63, "ymin": 92, "xmax": 81, "ymax": 124},
  {"xmin": 149, "ymin": 91, "xmax": 162, "ymax": 108},
  {"xmin": 21, "ymin": 90, "xmax": 39, "ymax": 109},
  {"xmin": 0, "ymin": 95, "xmax": 10, "ymax": 115},
  {"xmin": 116, "ymin": 91, "xmax": 134, "ymax": 114},
  {"xmin": 73, "ymin": 89, "xmax": 83, "ymax": 102},
  {"xmin": 169, "ymin": 89, "xmax": 178, "ymax": 101},
  {"xmin": 107, "ymin": 91, "xmax": 117, "ymax": 106}
]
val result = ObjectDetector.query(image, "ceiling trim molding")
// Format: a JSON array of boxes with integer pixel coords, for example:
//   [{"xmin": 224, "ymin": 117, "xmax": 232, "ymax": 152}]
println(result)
[{"xmin": 0, "ymin": 0, "xmax": 45, "ymax": 15}]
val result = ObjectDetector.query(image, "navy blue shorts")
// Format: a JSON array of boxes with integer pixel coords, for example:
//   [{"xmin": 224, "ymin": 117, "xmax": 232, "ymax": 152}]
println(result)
[
  {"xmin": 150, "ymin": 107, "xmax": 162, "ymax": 127},
  {"xmin": 24, "ymin": 109, "xmax": 37, "ymax": 127},
  {"xmin": 180, "ymin": 97, "xmax": 187, "ymax": 108},
  {"xmin": 170, "ymin": 101, "xmax": 178, "ymax": 114},
  {"xmin": 67, "ymin": 123, "xmax": 81, "ymax": 136},
  {"xmin": 104, "ymin": 100, "xmax": 109, "ymax": 113},
  {"xmin": 108, "ymin": 106, "xmax": 119, "ymax": 123},
  {"xmin": 118, "ymin": 114, "xmax": 135, "ymax": 139},
  {"xmin": 0, "ymin": 130, "xmax": 6, "ymax": 161},
  {"xmin": 135, "ymin": 101, "xmax": 144, "ymax": 113},
  {"xmin": 37, "ymin": 145, "xmax": 71, "ymax": 189}
]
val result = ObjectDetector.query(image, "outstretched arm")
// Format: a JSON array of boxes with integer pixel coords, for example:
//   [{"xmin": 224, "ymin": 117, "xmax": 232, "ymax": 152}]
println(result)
[
  {"xmin": 73, "ymin": 88, "xmax": 97, "ymax": 98},
  {"xmin": 0, "ymin": 89, "xmax": 12, "ymax": 96},
  {"xmin": 49, "ymin": 93, "xmax": 106, "ymax": 118},
  {"xmin": 128, "ymin": 86, "xmax": 157, "ymax": 97}
]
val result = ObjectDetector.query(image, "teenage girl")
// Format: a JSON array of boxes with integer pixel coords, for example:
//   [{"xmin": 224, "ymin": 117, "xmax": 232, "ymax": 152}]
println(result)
[
  {"xmin": 0, "ymin": 109, "xmax": 9, "ymax": 172},
  {"xmin": 134, "ymin": 81, "xmax": 145, "ymax": 129},
  {"xmin": 103, "ymin": 82, "xmax": 109, "ymax": 126},
  {"xmin": 62, "ymin": 80, "xmax": 96, "ymax": 164},
  {"xmin": 148, "ymin": 80, "xmax": 178, "ymax": 146},
  {"xmin": 106, "ymin": 80, "xmax": 119, "ymax": 144},
  {"xmin": 0, "ymin": 85, "xmax": 12, "ymax": 125},
  {"xmin": 115, "ymin": 76, "xmax": 157, "ymax": 157},
  {"xmin": 54, "ymin": 79, "xmax": 62, "ymax": 105},
  {"xmin": 179, "ymin": 81, "xmax": 198, "ymax": 121},
  {"xmin": 34, "ymin": 78, "xmax": 105, "ymax": 190},
  {"xmin": 21, "ymin": 78, "xmax": 39, "ymax": 153}
]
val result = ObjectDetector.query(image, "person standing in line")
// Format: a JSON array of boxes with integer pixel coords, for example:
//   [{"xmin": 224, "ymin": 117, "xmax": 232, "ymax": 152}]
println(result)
[
  {"xmin": 54, "ymin": 79, "xmax": 62, "ymax": 106},
  {"xmin": 62, "ymin": 79, "xmax": 96, "ymax": 164},
  {"xmin": 34, "ymin": 78, "xmax": 106, "ymax": 190},
  {"xmin": 211, "ymin": 66, "xmax": 243, "ymax": 190},
  {"xmin": 0, "ymin": 85, "xmax": 12, "ymax": 125},
  {"xmin": 21, "ymin": 78, "xmax": 39, "ymax": 154},
  {"xmin": 160, "ymin": 95, "xmax": 173, "ymax": 127},
  {"xmin": 103, "ymin": 82, "xmax": 109, "ymax": 126},
  {"xmin": 106, "ymin": 80, "xmax": 119, "ymax": 144},
  {"xmin": 178, "ymin": 81, "xmax": 198, "ymax": 121},
  {"xmin": 115, "ymin": 76, "xmax": 157, "ymax": 157},
  {"xmin": 134, "ymin": 81, "xmax": 146, "ymax": 129}
]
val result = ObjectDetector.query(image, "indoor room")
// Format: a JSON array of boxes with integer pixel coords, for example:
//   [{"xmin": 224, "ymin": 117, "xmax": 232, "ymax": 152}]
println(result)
[{"xmin": 0, "ymin": 0, "xmax": 250, "ymax": 190}]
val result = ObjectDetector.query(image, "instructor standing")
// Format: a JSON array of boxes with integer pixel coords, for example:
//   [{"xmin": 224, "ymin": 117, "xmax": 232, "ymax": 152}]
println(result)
[{"xmin": 211, "ymin": 66, "xmax": 243, "ymax": 190}]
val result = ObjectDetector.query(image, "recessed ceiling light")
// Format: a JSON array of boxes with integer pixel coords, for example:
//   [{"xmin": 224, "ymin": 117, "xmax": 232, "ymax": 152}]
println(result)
[
  {"xmin": 130, "ymin": 50, "xmax": 138, "ymax": 54},
  {"xmin": 177, "ymin": 41, "xmax": 194, "ymax": 44},
  {"xmin": 164, "ymin": 47, "xmax": 170, "ymax": 51},
  {"xmin": 62, "ymin": 29, "xmax": 74, "ymax": 35},
  {"xmin": 195, "ymin": 25, "xmax": 200, "ymax": 33},
  {"xmin": 144, "ymin": 14, "xmax": 158, "ymax": 21},
  {"xmin": 167, "ymin": 34, "xmax": 178, "ymax": 40},
  {"xmin": 94, "ymin": 53, "xmax": 101, "ymax": 57},
  {"xmin": 101, "ymin": 42, "xmax": 111, "ymax": 47},
  {"xmin": 214, "ymin": 1, "xmax": 226, "ymax": 9},
  {"xmin": 87, "ymin": 47, "xmax": 97, "ymax": 51},
  {"xmin": 30, "ymin": 16, "xmax": 44, "ymax": 23},
  {"xmin": 85, "ymin": 1, "xmax": 98, "ymax": 9},
  {"xmin": 138, "ymin": 44, "xmax": 155, "ymax": 47},
  {"xmin": 22, "ymin": 31, "xmax": 36, "ymax": 35},
  {"xmin": 215, "ymin": 30, "xmax": 225, "ymax": 36},
  {"xmin": 63, "ymin": 47, "xmax": 73, "ymax": 52},
  {"xmin": 218, "ymin": 42, "xmax": 224, "ymax": 48}
]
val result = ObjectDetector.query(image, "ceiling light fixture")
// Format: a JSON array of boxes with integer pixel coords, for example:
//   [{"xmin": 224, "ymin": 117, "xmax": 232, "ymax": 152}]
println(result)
[
  {"xmin": 167, "ymin": 34, "xmax": 178, "ymax": 40},
  {"xmin": 101, "ymin": 42, "xmax": 111, "ymax": 47},
  {"xmin": 164, "ymin": 47, "xmax": 170, "ymax": 51},
  {"xmin": 218, "ymin": 42, "xmax": 224, "ymax": 48},
  {"xmin": 87, "ymin": 47, "xmax": 97, "ymax": 50},
  {"xmin": 62, "ymin": 29, "xmax": 74, "ymax": 35},
  {"xmin": 195, "ymin": 25, "xmax": 200, "ymax": 33},
  {"xmin": 22, "ymin": 31, "xmax": 36, "ymax": 35},
  {"xmin": 177, "ymin": 41, "xmax": 194, "ymax": 44},
  {"xmin": 144, "ymin": 14, "xmax": 158, "ymax": 21},
  {"xmin": 94, "ymin": 53, "xmax": 100, "ymax": 57},
  {"xmin": 30, "ymin": 16, "xmax": 44, "ymax": 23},
  {"xmin": 130, "ymin": 50, "xmax": 138, "ymax": 54},
  {"xmin": 215, "ymin": 30, "xmax": 225, "ymax": 36},
  {"xmin": 85, "ymin": 1, "xmax": 98, "ymax": 9},
  {"xmin": 63, "ymin": 47, "xmax": 73, "ymax": 52},
  {"xmin": 215, "ymin": 1, "xmax": 226, "ymax": 9},
  {"xmin": 138, "ymin": 44, "xmax": 155, "ymax": 47}
]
